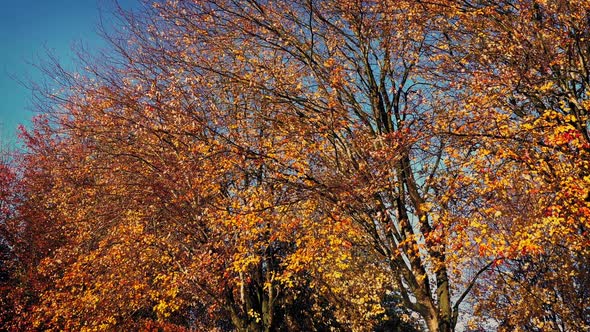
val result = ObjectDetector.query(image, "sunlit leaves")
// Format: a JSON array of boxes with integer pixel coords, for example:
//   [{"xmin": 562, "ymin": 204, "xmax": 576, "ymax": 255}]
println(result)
[{"xmin": 1, "ymin": 0, "xmax": 588, "ymax": 331}]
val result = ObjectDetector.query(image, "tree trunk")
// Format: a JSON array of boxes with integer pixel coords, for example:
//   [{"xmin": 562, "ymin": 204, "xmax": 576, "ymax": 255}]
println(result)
[{"xmin": 425, "ymin": 314, "xmax": 454, "ymax": 332}]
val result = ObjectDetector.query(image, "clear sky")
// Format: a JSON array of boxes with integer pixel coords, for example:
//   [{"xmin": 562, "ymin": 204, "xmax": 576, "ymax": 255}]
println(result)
[{"xmin": 0, "ymin": 0, "xmax": 139, "ymax": 147}]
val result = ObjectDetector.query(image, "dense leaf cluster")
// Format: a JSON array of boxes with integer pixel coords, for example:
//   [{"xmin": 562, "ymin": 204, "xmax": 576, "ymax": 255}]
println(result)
[{"xmin": 1, "ymin": 1, "xmax": 589, "ymax": 331}]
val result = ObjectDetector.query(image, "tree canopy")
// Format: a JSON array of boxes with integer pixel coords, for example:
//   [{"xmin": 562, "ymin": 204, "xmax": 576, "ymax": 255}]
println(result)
[{"xmin": 1, "ymin": 0, "xmax": 589, "ymax": 331}]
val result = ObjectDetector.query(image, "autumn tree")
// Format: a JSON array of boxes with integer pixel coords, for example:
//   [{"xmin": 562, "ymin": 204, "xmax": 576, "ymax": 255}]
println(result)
[
  {"xmin": 3, "ymin": 14, "xmax": 395, "ymax": 329},
  {"xmin": 439, "ymin": 0, "xmax": 590, "ymax": 330},
  {"xmin": 133, "ymin": 1, "xmax": 498, "ymax": 331},
  {"xmin": 4, "ymin": 0, "xmax": 589, "ymax": 331},
  {"xmin": 0, "ymin": 158, "xmax": 21, "ymax": 328},
  {"xmin": 6, "ymin": 0, "xmax": 488, "ymax": 330},
  {"xmin": 12, "ymin": 77, "xmax": 363, "ymax": 330}
]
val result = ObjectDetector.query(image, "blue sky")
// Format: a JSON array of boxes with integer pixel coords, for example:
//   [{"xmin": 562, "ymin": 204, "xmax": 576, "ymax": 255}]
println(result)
[{"xmin": 0, "ymin": 0, "xmax": 139, "ymax": 146}]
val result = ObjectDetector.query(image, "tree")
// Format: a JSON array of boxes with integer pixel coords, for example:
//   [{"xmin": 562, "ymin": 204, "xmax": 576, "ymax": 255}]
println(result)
[
  {"xmin": 13, "ymin": 82, "xmax": 359, "ymax": 330},
  {"xmin": 5, "ymin": 0, "xmax": 487, "ymax": 330},
  {"xmin": 441, "ymin": 0, "xmax": 590, "ymax": 330},
  {"xmin": 118, "ymin": 1, "xmax": 492, "ymax": 330},
  {"xmin": 3, "ymin": 0, "xmax": 588, "ymax": 331}
]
